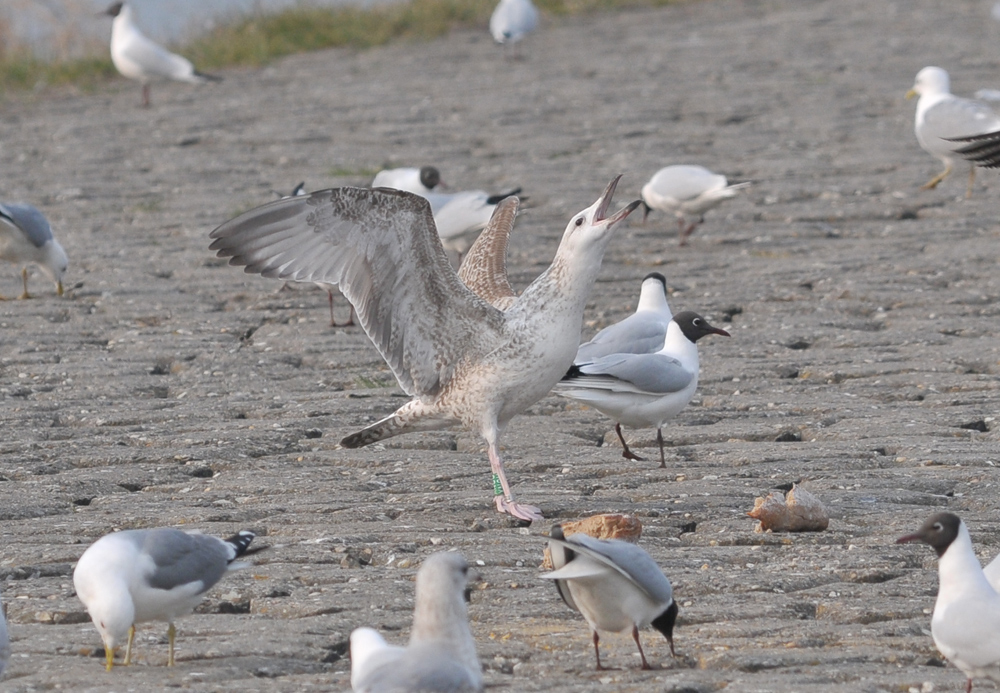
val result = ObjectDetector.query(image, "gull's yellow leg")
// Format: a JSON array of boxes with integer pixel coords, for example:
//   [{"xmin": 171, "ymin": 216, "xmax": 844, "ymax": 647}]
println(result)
[
  {"xmin": 966, "ymin": 165, "xmax": 976, "ymax": 199},
  {"xmin": 19, "ymin": 268, "xmax": 31, "ymax": 300},
  {"xmin": 167, "ymin": 623, "xmax": 176, "ymax": 666},
  {"xmin": 123, "ymin": 624, "xmax": 135, "ymax": 665},
  {"xmin": 104, "ymin": 644, "xmax": 116, "ymax": 672},
  {"xmin": 921, "ymin": 162, "xmax": 953, "ymax": 190}
]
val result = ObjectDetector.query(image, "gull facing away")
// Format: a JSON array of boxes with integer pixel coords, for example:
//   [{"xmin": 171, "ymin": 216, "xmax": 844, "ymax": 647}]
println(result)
[
  {"xmin": 372, "ymin": 166, "xmax": 445, "ymax": 194},
  {"xmin": 490, "ymin": 0, "xmax": 539, "ymax": 47},
  {"xmin": 574, "ymin": 272, "xmax": 673, "ymax": 363},
  {"xmin": 0, "ymin": 587, "xmax": 9, "ymax": 679},
  {"xmin": 640, "ymin": 165, "xmax": 749, "ymax": 245},
  {"xmin": 74, "ymin": 528, "xmax": 255, "ymax": 670},
  {"xmin": 104, "ymin": 2, "xmax": 222, "ymax": 108},
  {"xmin": 0, "ymin": 202, "xmax": 67, "ymax": 299},
  {"xmin": 541, "ymin": 525, "xmax": 677, "ymax": 670},
  {"xmin": 906, "ymin": 66, "xmax": 1000, "ymax": 198},
  {"xmin": 898, "ymin": 513, "xmax": 1000, "ymax": 693},
  {"xmin": 350, "ymin": 552, "xmax": 482, "ymax": 692},
  {"xmin": 209, "ymin": 178, "xmax": 640, "ymax": 521},
  {"xmin": 556, "ymin": 311, "xmax": 729, "ymax": 466}
]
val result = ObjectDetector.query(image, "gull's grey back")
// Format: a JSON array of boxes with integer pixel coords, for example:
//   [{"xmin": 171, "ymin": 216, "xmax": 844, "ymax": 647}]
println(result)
[
  {"xmin": 569, "ymin": 534, "xmax": 674, "ymax": 605},
  {"xmin": 354, "ymin": 645, "xmax": 482, "ymax": 692},
  {"xmin": 130, "ymin": 529, "xmax": 230, "ymax": 592},
  {"xmin": 0, "ymin": 203, "xmax": 53, "ymax": 248}
]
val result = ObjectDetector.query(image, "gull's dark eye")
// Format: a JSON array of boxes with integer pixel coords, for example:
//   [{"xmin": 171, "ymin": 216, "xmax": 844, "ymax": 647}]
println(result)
[
  {"xmin": 933, "ymin": 522, "xmax": 943, "ymax": 531},
  {"xmin": 693, "ymin": 318, "xmax": 702, "ymax": 326},
  {"xmin": 574, "ymin": 217, "xmax": 584, "ymax": 227}
]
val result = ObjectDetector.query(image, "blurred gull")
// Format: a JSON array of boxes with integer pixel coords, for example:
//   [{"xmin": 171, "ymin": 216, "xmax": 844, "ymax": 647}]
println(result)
[
  {"xmin": 104, "ymin": 2, "xmax": 222, "ymax": 108},
  {"xmin": 0, "ymin": 587, "xmax": 9, "ymax": 679},
  {"xmin": 74, "ymin": 528, "xmax": 255, "ymax": 670},
  {"xmin": 898, "ymin": 513, "xmax": 1000, "ymax": 693},
  {"xmin": 372, "ymin": 166, "xmax": 445, "ymax": 194},
  {"xmin": 490, "ymin": 0, "xmax": 539, "ymax": 51},
  {"xmin": 640, "ymin": 165, "xmax": 749, "ymax": 245},
  {"xmin": 906, "ymin": 66, "xmax": 1000, "ymax": 198},
  {"xmin": 209, "ymin": 178, "xmax": 639, "ymax": 521},
  {"xmin": 556, "ymin": 311, "xmax": 729, "ymax": 466},
  {"xmin": 574, "ymin": 272, "xmax": 672, "ymax": 363},
  {"xmin": 542, "ymin": 525, "xmax": 678, "ymax": 670},
  {"xmin": 351, "ymin": 552, "xmax": 482, "ymax": 692},
  {"xmin": 0, "ymin": 202, "xmax": 67, "ymax": 299}
]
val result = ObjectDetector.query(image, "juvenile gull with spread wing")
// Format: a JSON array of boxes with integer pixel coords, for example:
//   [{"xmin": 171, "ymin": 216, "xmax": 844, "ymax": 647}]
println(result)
[{"xmin": 210, "ymin": 178, "xmax": 639, "ymax": 521}]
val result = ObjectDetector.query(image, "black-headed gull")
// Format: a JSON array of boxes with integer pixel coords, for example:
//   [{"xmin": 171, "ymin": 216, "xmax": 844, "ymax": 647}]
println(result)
[
  {"xmin": 640, "ymin": 165, "xmax": 749, "ymax": 245},
  {"xmin": 575, "ymin": 272, "xmax": 672, "ymax": 363},
  {"xmin": 490, "ymin": 0, "xmax": 539, "ymax": 47},
  {"xmin": 541, "ymin": 525, "xmax": 677, "ymax": 670},
  {"xmin": 104, "ymin": 2, "xmax": 222, "ymax": 108},
  {"xmin": 372, "ymin": 166, "xmax": 444, "ymax": 194},
  {"xmin": 906, "ymin": 66, "xmax": 1000, "ymax": 198},
  {"xmin": 350, "ymin": 552, "xmax": 482, "ymax": 692},
  {"xmin": 74, "ymin": 528, "xmax": 255, "ymax": 670},
  {"xmin": 556, "ymin": 311, "xmax": 729, "ymax": 466},
  {"xmin": 209, "ymin": 178, "xmax": 640, "ymax": 522},
  {"xmin": 0, "ymin": 202, "xmax": 67, "ymax": 299}
]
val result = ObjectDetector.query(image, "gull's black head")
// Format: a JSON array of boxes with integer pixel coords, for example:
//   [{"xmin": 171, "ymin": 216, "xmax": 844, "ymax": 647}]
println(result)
[
  {"xmin": 419, "ymin": 166, "xmax": 441, "ymax": 190},
  {"xmin": 651, "ymin": 601, "xmax": 679, "ymax": 656},
  {"xmin": 104, "ymin": 2, "xmax": 124, "ymax": 17},
  {"xmin": 673, "ymin": 311, "xmax": 731, "ymax": 343},
  {"xmin": 897, "ymin": 512, "xmax": 962, "ymax": 558}
]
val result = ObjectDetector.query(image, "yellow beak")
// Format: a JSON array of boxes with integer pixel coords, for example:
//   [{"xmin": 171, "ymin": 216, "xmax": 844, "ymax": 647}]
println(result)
[
  {"xmin": 56, "ymin": 280, "xmax": 64, "ymax": 297},
  {"xmin": 905, "ymin": 88, "xmax": 917, "ymax": 100}
]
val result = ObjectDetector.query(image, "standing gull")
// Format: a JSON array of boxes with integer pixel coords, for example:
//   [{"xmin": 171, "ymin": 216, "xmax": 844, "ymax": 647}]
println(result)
[
  {"xmin": 541, "ymin": 525, "xmax": 677, "ymax": 670},
  {"xmin": 898, "ymin": 513, "xmax": 1000, "ymax": 693},
  {"xmin": 372, "ymin": 166, "xmax": 445, "ymax": 195},
  {"xmin": 556, "ymin": 311, "xmax": 729, "ymax": 466},
  {"xmin": 640, "ymin": 165, "xmax": 749, "ymax": 245},
  {"xmin": 74, "ymin": 527, "xmax": 255, "ymax": 670},
  {"xmin": 209, "ymin": 178, "xmax": 640, "ymax": 521},
  {"xmin": 104, "ymin": 2, "xmax": 222, "ymax": 108},
  {"xmin": 0, "ymin": 587, "xmax": 9, "ymax": 679},
  {"xmin": 350, "ymin": 552, "xmax": 482, "ymax": 692},
  {"xmin": 906, "ymin": 66, "xmax": 1000, "ymax": 198},
  {"xmin": 490, "ymin": 0, "xmax": 539, "ymax": 48},
  {"xmin": 0, "ymin": 202, "xmax": 67, "ymax": 299},
  {"xmin": 574, "ymin": 272, "xmax": 673, "ymax": 363}
]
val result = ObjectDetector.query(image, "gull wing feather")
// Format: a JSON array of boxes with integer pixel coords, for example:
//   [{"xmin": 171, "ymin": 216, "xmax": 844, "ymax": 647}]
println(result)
[
  {"xmin": 547, "ymin": 536, "xmax": 673, "ymax": 605},
  {"xmin": 210, "ymin": 187, "xmax": 506, "ymax": 397},
  {"xmin": 0, "ymin": 203, "xmax": 53, "ymax": 248},
  {"xmin": 949, "ymin": 129, "xmax": 1000, "ymax": 168},
  {"xmin": 572, "ymin": 352, "xmax": 694, "ymax": 394},
  {"xmin": 356, "ymin": 645, "xmax": 480, "ymax": 692},
  {"xmin": 922, "ymin": 97, "xmax": 1000, "ymax": 144},
  {"xmin": 119, "ymin": 30, "xmax": 199, "ymax": 82},
  {"xmin": 457, "ymin": 196, "xmax": 518, "ymax": 309},
  {"xmin": 136, "ymin": 529, "xmax": 229, "ymax": 592}
]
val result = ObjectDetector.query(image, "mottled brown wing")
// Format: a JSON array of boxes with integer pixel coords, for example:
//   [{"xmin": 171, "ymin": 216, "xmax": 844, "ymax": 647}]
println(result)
[{"xmin": 457, "ymin": 196, "xmax": 518, "ymax": 310}]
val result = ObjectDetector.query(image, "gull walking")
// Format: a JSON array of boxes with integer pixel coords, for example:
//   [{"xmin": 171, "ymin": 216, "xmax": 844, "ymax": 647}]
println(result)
[
  {"xmin": 556, "ymin": 311, "xmax": 729, "ymax": 466},
  {"xmin": 541, "ymin": 525, "xmax": 677, "ymax": 670},
  {"xmin": 490, "ymin": 0, "xmax": 539, "ymax": 50},
  {"xmin": 906, "ymin": 66, "xmax": 1000, "ymax": 198},
  {"xmin": 351, "ymin": 552, "xmax": 482, "ymax": 692},
  {"xmin": 209, "ymin": 178, "xmax": 639, "ymax": 521},
  {"xmin": 0, "ymin": 202, "xmax": 67, "ymax": 299},
  {"xmin": 898, "ymin": 513, "xmax": 1000, "ymax": 693},
  {"xmin": 640, "ymin": 165, "xmax": 748, "ymax": 245},
  {"xmin": 574, "ymin": 272, "xmax": 672, "ymax": 363},
  {"xmin": 104, "ymin": 2, "xmax": 222, "ymax": 108},
  {"xmin": 74, "ymin": 528, "xmax": 255, "ymax": 670},
  {"xmin": 372, "ymin": 166, "xmax": 444, "ymax": 194}
]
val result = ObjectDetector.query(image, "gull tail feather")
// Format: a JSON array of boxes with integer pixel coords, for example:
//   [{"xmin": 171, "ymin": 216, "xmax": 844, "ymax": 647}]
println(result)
[
  {"xmin": 223, "ymin": 530, "xmax": 256, "ymax": 562},
  {"xmin": 340, "ymin": 403, "xmax": 454, "ymax": 448},
  {"xmin": 341, "ymin": 413, "xmax": 411, "ymax": 448}
]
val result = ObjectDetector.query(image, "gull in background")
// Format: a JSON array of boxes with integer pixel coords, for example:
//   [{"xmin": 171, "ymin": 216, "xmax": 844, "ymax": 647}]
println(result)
[
  {"xmin": 0, "ymin": 202, "xmax": 67, "ymax": 299},
  {"xmin": 104, "ymin": 2, "xmax": 222, "ymax": 108},
  {"xmin": 640, "ymin": 165, "xmax": 749, "ymax": 245},
  {"xmin": 541, "ymin": 525, "xmax": 678, "ymax": 670},
  {"xmin": 209, "ymin": 178, "xmax": 639, "ymax": 521},
  {"xmin": 74, "ymin": 528, "xmax": 255, "ymax": 670},
  {"xmin": 898, "ymin": 513, "xmax": 1000, "ymax": 693},
  {"xmin": 906, "ymin": 66, "xmax": 1000, "ymax": 198},
  {"xmin": 351, "ymin": 552, "xmax": 482, "ymax": 692},
  {"xmin": 574, "ymin": 272, "xmax": 673, "ymax": 363},
  {"xmin": 372, "ymin": 166, "xmax": 445, "ymax": 194},
  {"xmin": 556, "ymin": 311, "xmax": 729, "ymax": 466},
  {"xmin": 0, "ymin": 587, "xmax": 9, "ymax": 679},
  {"xmin": 490, "ymin": 0, "xmax": 539, "ymax": 52}
]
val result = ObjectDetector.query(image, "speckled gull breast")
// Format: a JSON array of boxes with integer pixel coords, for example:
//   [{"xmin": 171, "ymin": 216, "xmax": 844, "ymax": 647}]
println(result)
[
  {"xmin": 898, "ymin": 513, "xmax": 1000, "ymax": 693},
  {"xmin": 209, "ymin": 178, "xmax": 640, "ymax": 521},
  {"xmin": 0, "ymin": 202, "xmax": 68, "ymax": 299},
  {"xmin": 541, "ymin": 525, "xmax": 678, "ymax": 671},
  {"xmin": 351, "ymin": 552, "xmax": 482, "ymax": 692},
  {"xmin": 906, "ymin": 66, "xmax": 1000, "ymax": 198},
  {"xmin": 104, "ymin": 2, "xmax": 222, "ymax": 108},
  {"xmin": 640, "ymin": 165, "xmax": 749, "ymax": 245},
  {"xmin": 574, "ymin": 272, "xmax": 673, "ymax": 363},
  {"xmin": 556, "ymin": 311, "xmax": 729, "ymax": 467},
  {"xmin": 73, "ymin": 527, "xmax": 255, "ymax": 670}
]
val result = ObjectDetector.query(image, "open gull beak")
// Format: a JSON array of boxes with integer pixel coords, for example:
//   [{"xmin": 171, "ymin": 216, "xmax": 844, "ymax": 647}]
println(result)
[{"xmin": 594, "ymin": 175, "xmax": 641, "ymax": 225}]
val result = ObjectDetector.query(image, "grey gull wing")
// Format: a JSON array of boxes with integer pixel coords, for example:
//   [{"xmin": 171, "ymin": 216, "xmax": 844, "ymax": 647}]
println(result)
[
  {"xmin": 545, "ymin": 535, "xmax": 674, "ymax": 605},
  {"xmin": 0, "ymin": 203, "xmax": 53, "ymax": 248},
  {"xmin": 136, "ymin": 529, "xmax": 230, "ymax": 591},
  {"xmin": 356, "ymin": 646, "xmax": 481, "ymax": 692},
  {"xmin": 572, "ymin": 352, "xmax": 693, "ymax": 394}
]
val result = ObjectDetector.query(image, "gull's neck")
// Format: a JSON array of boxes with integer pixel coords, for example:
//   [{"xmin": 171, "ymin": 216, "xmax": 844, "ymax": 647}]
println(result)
[
  {"xmin": 936, "ymin": 523, "xmax": 995, "ymax": 610},
  {"xmin": 660, "ymin": 321, "xmax": 699, "ymax": 371},
  {"xmin": 636, "ymin": 280, "xmax": 670, "ymax": 315},
  {"xmin": 410, "ymin": 586, "xmax": 479, "ymax": 673}
]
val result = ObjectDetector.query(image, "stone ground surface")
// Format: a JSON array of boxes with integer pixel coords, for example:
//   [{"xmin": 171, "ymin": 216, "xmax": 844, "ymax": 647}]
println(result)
[{"xmin": 1, "ymin": 0, "xmax": 1000, "ymax": 690}]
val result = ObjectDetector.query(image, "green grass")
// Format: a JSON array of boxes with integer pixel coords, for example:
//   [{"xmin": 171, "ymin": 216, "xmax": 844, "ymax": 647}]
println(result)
[{"xmin": 0, "ymin": 0, "xmax": 688, "ymax": 94}]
